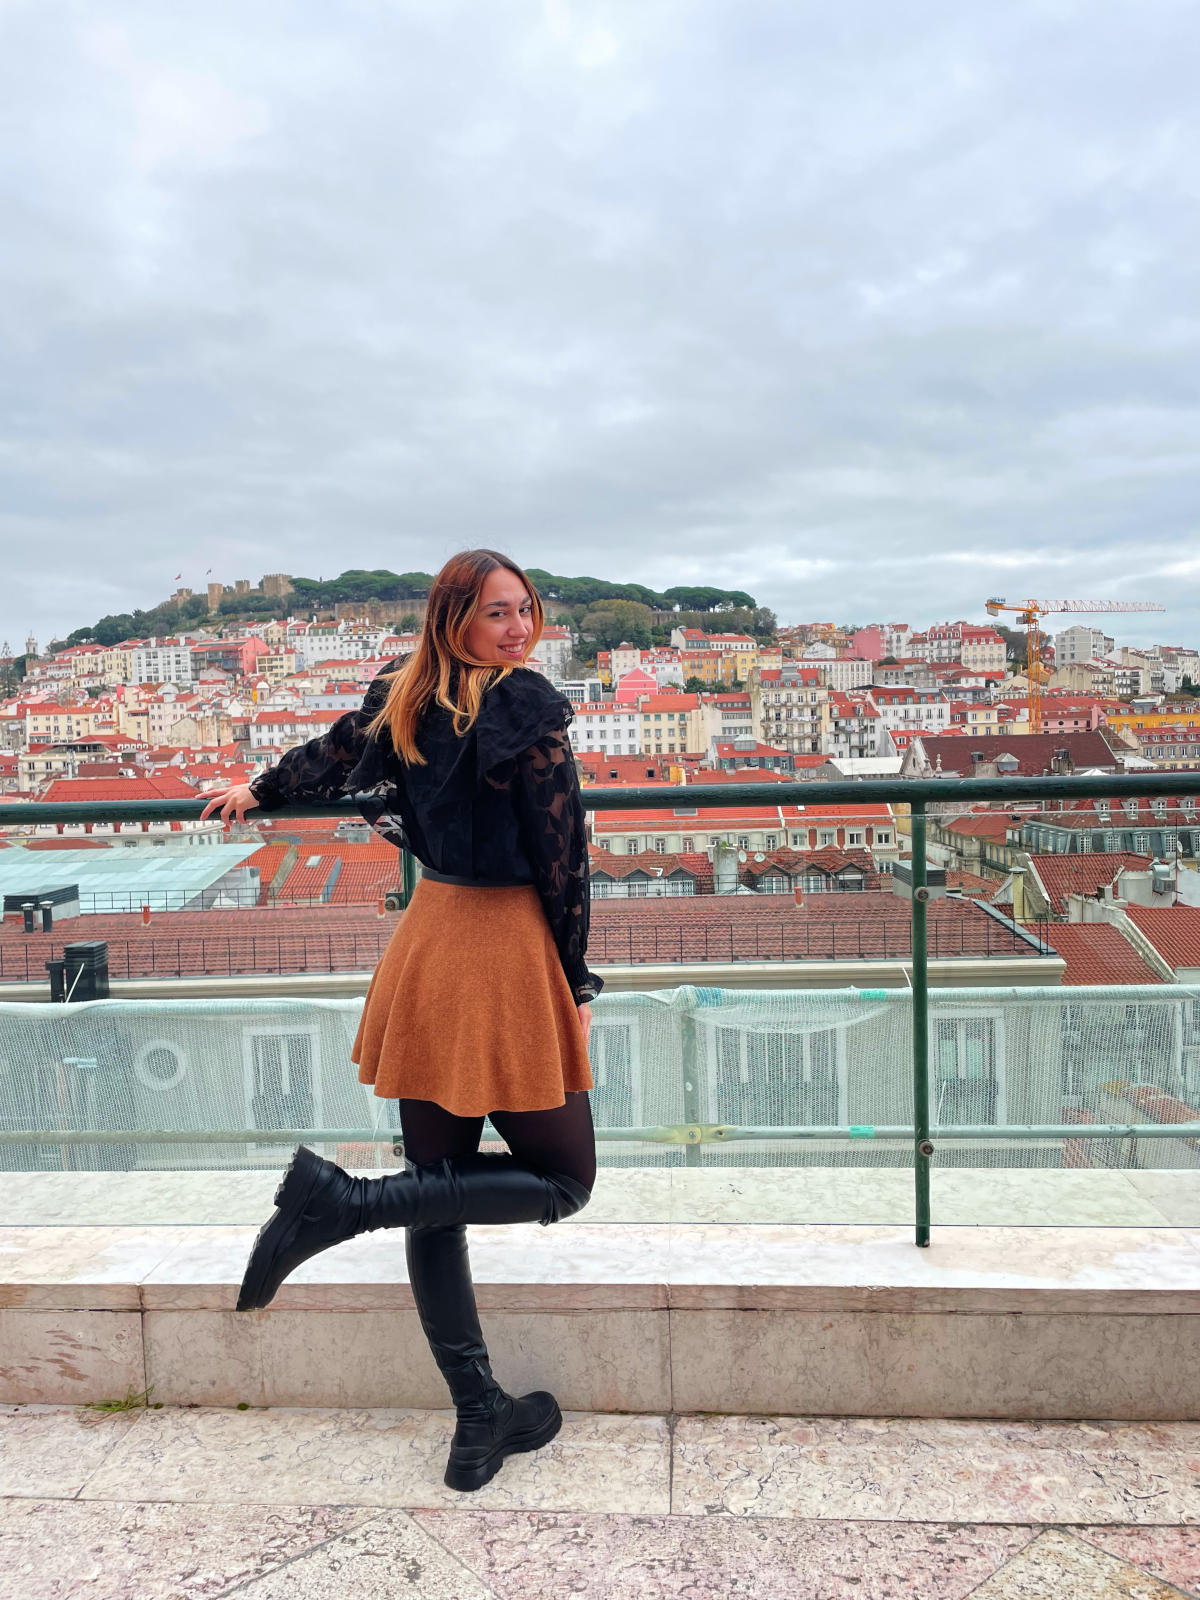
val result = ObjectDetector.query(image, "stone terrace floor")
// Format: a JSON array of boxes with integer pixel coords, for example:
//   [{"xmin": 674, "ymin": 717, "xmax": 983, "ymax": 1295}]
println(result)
[{"xmin": 4, "ymin": 1404, "xmax": 1200, "ymax": 1597}]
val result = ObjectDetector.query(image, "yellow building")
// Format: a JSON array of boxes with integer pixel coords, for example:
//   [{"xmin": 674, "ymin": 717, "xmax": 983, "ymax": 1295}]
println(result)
[
  {"xmin": 260, "ymin": 651, "xmax": 300, "ymax": 682},
  {"xmin": 1107, "ymin": 707, "xmax": 1200, "ymax": 735},
  {"xmin": 98, "ymin": 642, "xmax": 138, "ymax": 683},
  {"xmin": 118, "ymin": 705, "xmax": 151, "ymax": 741},
  {"xmin": 24, "ymin": 705, "xmax": 101, "ymax": 741}
]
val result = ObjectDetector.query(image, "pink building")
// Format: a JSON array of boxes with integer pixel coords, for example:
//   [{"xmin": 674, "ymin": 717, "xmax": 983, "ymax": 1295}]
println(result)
[
  {"xmin": 614, "ymin": 667, "xmax": 658, "ymax": 703},
  {"xmin": 849, "ymin": 627, "xmax": 885, "ymax": 661}
]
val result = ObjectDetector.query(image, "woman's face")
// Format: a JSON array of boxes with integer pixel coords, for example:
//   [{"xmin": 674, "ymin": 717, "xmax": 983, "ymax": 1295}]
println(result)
[{"xmin": 464, "ymin": 568, "xmax": 535, "ymax": 665}]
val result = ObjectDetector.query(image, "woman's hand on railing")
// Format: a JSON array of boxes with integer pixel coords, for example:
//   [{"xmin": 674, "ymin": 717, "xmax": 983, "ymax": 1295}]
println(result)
[
  {"xmin": 577, "ymin": 1002, "xmax": 592, "ymax": 1051},
  {"xmin": 199, "ymin": 784, "xmax": 260, "ymax": 826}
]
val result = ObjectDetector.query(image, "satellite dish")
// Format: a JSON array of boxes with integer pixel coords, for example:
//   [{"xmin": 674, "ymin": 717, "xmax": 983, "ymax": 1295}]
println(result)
[
  {"xmin": 738, "ymin": 850, "xmax": 747, "ymax": 862},
  {"xmin": 754, "ymin": 851, "xmax": 765, "ymax": 861}
]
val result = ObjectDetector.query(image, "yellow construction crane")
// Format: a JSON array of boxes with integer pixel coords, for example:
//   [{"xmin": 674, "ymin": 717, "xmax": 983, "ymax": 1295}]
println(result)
[{"xmin": 984, "ymin": 598, "xmax": 1165, "ymax": 731}]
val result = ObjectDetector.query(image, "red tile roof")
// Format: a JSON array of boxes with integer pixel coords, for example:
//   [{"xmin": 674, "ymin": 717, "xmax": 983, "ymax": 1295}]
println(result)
[
  {"xmin": 0, "ymin": 905, "xmax": 398, "ymax": 981},
  {"xmin": 917, "ymin": 730, "xmax": 1120, "ymax": 775},
  {"xmin": 739, "ymin": 846, "xmax": 880, "ymax": 892},
  {"xmin": 1028, "ymin": 853, "xmax": 1152, "ymax": 916},
  {"xmin": 39, "ymin": 775, "xmax": 197, "ymax": 802},
  {"xmin": 714, "ymin": 741, "xmax": 791, "ymax": 758},
  {"xmin": 22, "ymin": 838, "xmax": 113, "ymax": 851},
  {"xmin": 693, "ymin": 767, "xmax": 798, "ymax": 783},
  {"xmin": 589, "ymin": 848, "xmax": 714, "ymax": 889},
  {"xmin": 1032, "ymin": 924, "xmax": 1163, "ymax": 986},
  {"xmin": 276, "ymin": 855, "xmax": 339, "ymax": 900},
  {"xmin": 944, "ymin": 813, "xmax": 1012, "ymax": 840},
  {"xmin": 327, "ymin": 861, "xmax": 402, "ymax": 904},
  {"xmin": 946, "ymin": 871, "xmax": 997, "ymax": 897},
  {"xmin": 244, "ymin": 844, "xmax": 294, "ymax": 901},
  {"xmin": 585, "ymin": 894, "xmax": 1051, "ymax": 963},
  {"xmin": 591, "ymin": 799, "xmax": 893, "ymax": 831},
  {"xmin": 1123, "ymin": 905, "xmax": 1200, "ymax": 972}
]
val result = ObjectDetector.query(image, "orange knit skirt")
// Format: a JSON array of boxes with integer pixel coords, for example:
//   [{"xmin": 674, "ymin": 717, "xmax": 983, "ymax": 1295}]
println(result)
[{"xmin": 352, "ymin": 877, "xmax": 593, "ymax": 1118}]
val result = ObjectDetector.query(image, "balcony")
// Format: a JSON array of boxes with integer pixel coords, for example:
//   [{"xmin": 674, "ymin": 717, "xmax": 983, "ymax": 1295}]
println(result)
[
  {"xmin": 3, "ymin": 981, "xmax": 1200, "ymax": 1421},
  {"xmin": 3, "ymin": 770, "xmax": 1200, "ymax": 1426}
]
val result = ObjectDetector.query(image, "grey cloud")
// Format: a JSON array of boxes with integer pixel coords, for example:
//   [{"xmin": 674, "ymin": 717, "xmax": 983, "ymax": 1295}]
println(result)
[{"xmin": 2, "ymin": 0, "xmax": 1198, "ymax": 651}]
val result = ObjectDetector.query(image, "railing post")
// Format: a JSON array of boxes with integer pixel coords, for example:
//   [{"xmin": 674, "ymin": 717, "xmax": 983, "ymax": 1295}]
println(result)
[
  {"xmin": 398, "ymin": 848, "xmax": 418, "ymax": 909},
  {"xmin": 680, "ymin": 1007, "xmax": 703, "ymax": 1167},
  {"xmin": 911, "ymin": 800, "xmax": 931, "ymax": 1248}
]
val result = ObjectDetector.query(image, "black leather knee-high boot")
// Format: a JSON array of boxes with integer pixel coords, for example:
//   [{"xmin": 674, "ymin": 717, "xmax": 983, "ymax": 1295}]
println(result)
[
  {"xmin": 407, "ymin": 1222, "xmax": 562, "ymax": 1492},
  {"xmin": 237, "ymin": 1146, "xmax": 591, "ymax": 1311}
]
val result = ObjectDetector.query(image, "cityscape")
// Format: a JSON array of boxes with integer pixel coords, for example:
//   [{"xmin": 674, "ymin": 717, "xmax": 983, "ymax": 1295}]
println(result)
[
  {"xmin": 2, "ymin": 569, "xmax": 1198, "ymax": 987},
  {"xmin": 5, "ymin": 0, "xmax": 1200, "ymax": 1591}
]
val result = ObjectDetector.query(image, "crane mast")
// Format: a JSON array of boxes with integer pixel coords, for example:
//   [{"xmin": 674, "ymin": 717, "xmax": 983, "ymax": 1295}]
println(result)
[{"xmin": 984, "ymin": 598, "xmax": 1165, "ymax": 731}]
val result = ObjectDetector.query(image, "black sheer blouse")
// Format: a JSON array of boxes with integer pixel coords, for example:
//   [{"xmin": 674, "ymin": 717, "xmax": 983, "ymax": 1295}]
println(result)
[{"xmin": 249, "ymin": 663, "xmax": 602, "ymax": 1003}]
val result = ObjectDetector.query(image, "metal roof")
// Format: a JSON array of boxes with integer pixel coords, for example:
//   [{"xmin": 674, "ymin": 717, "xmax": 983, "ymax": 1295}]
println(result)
[{"xmin": 0, "ymin": 844, "xmax": 258, "ymax": 899}]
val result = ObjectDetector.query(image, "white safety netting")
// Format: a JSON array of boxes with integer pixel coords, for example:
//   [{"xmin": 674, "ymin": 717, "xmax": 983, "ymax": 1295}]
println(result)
[{"xmin": 1, "ymin": 985, "xmax": 1198, "ymax": 1172}]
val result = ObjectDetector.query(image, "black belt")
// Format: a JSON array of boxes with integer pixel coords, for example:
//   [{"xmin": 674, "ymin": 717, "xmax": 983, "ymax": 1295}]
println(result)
[{"xmin": 420, "ymin": 868, "xmax": 534, "ymax": 889}]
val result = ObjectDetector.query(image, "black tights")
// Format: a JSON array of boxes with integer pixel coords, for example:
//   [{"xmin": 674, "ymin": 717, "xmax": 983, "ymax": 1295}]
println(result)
[{"xmin": 399, "ymin": 1091, "xmax": 597, "ymax": 1195}]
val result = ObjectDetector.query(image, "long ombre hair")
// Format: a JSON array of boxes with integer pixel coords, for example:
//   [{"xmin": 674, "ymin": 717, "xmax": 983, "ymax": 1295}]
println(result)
[{"xmin": 367, "ymin": 549, "xmax": 544, "ymax": 764}]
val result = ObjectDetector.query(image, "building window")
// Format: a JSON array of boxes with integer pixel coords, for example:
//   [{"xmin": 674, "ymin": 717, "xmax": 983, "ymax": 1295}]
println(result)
[
  {"xmin": 737, "ymin": 836, "xmax": 750, "ymax": 849},
  {"xmin": 818, "ymin": 830, "xmax": 836, "ymax": 847},
  {"xmin": 683, "ymin": 837, "xmax": 694, "ymax": 852},
  {"xmin": 847, "ymin": 830, "xmax": 864, "ymax": 845},
  {"xmin": 133, "ymin": 1040, "xmax": 188, "ymax": 1092},
  {"xmin": 626, "ymin": 839, "xmax": 639, "ymax": 854},
  {"xmin": 243, "ymin": 1029, "xmax": 319, "ymax": 1137},
  {"xmin": 934, "ymin": 1017, "xmax": 1001, "ymax": 1125},
  {"xmin": 653, "ymin": 838, "xmax": 666, "ymax": 853}
]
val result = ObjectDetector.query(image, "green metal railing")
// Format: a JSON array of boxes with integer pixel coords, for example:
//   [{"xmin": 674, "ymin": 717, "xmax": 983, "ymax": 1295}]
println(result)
[
  {"xmin": 3, "ymin": 1121, "xmax": 1197, "ymax": 1148},
  {"xmin": 4, "ymin": 768, "xmax": 1200, "ymax": 1247}
]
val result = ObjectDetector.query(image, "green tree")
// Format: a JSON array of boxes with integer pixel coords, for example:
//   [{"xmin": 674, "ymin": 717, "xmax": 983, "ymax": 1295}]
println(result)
[
  {"xmin": 578, "ymin": 600, "xmax": 655, "ymax": 652},
  {"xmin": 660, "ymin": 585, "xmax": 757, "ymax": 612},
  {"xmin": 0, "ymin": 655, "xmax": 26, "ymax": 693},
  {"xmin": 290, "ymin": 569, "xmax": 434, "ymax": 607},
  {"xmin": 92, "ymin": 614, "xmax": 136, "ymax": 646},
  {"xmin": 993, "ymin": 625, "xmax": 1027, "ymax": 670}
]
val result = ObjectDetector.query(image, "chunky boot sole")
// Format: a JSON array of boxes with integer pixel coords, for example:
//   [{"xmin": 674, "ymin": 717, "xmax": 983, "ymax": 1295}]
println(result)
[
  {"xmin": 236, "ymin": 1146, "xmax": 326, "ymax": 1312},
  {"xmin": 443, "ymin": 1397, "xmax": 562, "ymax": 1493}
]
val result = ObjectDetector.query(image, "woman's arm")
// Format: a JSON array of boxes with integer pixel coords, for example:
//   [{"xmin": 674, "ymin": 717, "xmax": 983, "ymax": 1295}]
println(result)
[
  {"xmin": 513, "ymin": 727, "xmax": 603, "ymax": 1007},
  {"xmin": 203, "ymin": 665, "xmax": 399, "ymax": 822}
]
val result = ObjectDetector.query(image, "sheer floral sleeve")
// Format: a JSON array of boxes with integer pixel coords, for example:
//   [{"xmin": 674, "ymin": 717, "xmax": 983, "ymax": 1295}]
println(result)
[
  {"xmin": 513, "ymin": 728, "xmax": 603, "ymax": 1005},
  {"xmin": 248, "ymin": 670, "xmax": 394, "ymax": 812}
]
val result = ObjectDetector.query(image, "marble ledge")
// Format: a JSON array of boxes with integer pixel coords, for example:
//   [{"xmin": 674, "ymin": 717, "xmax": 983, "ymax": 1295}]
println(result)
[{"xmin": 4, "ymin": 1222, "xmax": 1200, "ymax": 1318}]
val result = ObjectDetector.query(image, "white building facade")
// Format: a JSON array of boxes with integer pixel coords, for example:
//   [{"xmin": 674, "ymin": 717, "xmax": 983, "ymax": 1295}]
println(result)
[
  {"xmin": 130, "ymin": 643, "xmax": 195, "ymax": 685},
  {"xmin": 1054, "ymin": 625, "xmax": 1115, "ymax": 666}
]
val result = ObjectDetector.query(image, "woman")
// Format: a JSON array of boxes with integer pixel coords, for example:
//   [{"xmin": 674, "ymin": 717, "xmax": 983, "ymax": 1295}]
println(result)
[{"xmin": 200, "ymin": 550, "xmax": 600, "ymax": 1492}]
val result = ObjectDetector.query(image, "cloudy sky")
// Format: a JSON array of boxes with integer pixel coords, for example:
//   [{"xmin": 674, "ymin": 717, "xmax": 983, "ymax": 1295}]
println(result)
[{"xmin": 3, "ymin": 0, "xmax": 1198, "ymax": 653}]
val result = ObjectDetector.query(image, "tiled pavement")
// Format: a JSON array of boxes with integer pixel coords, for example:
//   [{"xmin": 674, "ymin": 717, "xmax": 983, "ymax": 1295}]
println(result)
[{"xmin": 2, "ymin": 1407, "xmax": 1199, "ymax": 1597}]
